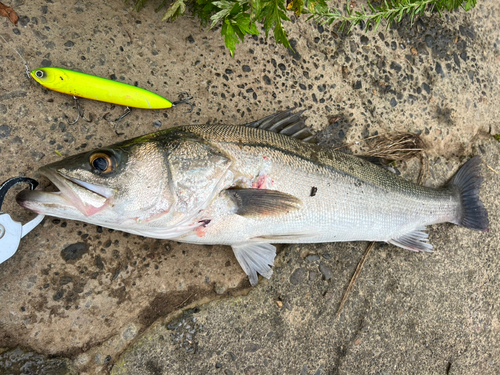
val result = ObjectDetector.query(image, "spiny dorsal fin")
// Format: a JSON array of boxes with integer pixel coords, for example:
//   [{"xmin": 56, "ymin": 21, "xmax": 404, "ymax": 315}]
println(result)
[
  {"xmin": 387, "ymin": 227, "xmax": 433, "ymax": 252},
  {"xmin": 225, "ymin": 188, "xmax": 302, "ymax": 217},
  {"xmin": 243, "ymin": 110, "xmax": 317, "ymax": 143}
]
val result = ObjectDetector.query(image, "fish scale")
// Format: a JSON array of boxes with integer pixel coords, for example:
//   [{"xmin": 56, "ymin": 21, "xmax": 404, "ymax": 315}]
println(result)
[{"xmin": 176, "ymin": 137, "xmax": 458, "ymax": 245}]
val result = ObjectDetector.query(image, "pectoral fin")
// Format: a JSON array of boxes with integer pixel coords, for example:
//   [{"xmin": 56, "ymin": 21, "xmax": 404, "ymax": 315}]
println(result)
[
  {"xmin": 231, "ymin": 242, "xmax": 276, "ymax": 286},
  {"xmin": 225, "ymin": 188, "xmax": 302, "ymax": 217},
  {"xmin": 387, "ymin": 227, "xmax": 433, "ymax": 252}
]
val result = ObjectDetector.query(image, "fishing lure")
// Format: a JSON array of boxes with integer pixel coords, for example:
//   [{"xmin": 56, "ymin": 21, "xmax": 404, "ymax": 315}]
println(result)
[{"xmin": 30, "ymin": 67, "xmax": 192, "ymax": 129}]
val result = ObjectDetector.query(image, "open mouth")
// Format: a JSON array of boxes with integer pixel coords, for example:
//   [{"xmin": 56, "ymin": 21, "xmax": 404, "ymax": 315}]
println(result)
[{"xmin": 16, "ymin": 167, "xmax": 113, "ymax": 217}]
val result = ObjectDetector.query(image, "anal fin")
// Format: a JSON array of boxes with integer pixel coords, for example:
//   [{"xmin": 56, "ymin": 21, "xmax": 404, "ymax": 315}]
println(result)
[
  {"xmin": 231, "ymin": 242, "xmax": 276, "ymax": 286},
  {"xmin": 387, "ymin": 227, "xmax": 433, "ymax": 252}
]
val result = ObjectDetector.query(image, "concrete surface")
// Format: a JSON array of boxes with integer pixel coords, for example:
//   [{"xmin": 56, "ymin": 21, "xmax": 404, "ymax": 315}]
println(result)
[{"xmin": 0, "ymin": 0, "xmax": 499, "ymax": 374}]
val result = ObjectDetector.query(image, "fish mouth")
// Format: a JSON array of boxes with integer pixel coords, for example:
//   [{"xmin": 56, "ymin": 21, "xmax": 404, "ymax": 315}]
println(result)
[{"xmin": 16, "ymin": 167, "xmax": 114, "ymax": 217}]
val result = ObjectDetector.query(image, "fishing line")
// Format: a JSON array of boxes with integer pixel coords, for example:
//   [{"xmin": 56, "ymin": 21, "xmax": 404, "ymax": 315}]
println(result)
[{"xmin": 0, "ymin": 34, "xmax": 31, "ymax": 78}]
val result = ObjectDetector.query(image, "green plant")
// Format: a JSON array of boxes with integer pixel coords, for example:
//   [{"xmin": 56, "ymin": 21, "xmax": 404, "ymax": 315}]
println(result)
[
  {"xmin": 130, "ymin": 0, "xmax": 477, "ymax": 55},
  {"xmin": 311, "ymin": 0, "xmax": 477, "ymax": 33}
]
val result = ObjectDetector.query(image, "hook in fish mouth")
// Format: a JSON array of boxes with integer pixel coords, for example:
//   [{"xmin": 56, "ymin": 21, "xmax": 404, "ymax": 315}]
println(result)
[{"xmin": 16, "ymin": 167, "xmax": 115, "ymax": 217}]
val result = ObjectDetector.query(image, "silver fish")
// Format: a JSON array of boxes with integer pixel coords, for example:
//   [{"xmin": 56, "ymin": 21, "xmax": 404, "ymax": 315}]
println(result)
[{"xmin": 17, "ymin": 111, "xmax": 488, "ymax": 285}]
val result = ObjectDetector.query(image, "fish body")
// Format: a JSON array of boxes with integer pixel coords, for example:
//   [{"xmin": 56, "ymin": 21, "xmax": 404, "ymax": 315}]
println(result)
[
  {"xmin": 30, "ymin": 67, "xmax": 172, "ymax": 109},
  {"xmin": 17, "ymin": 111, "xmax": 488, "ymax": 285}
]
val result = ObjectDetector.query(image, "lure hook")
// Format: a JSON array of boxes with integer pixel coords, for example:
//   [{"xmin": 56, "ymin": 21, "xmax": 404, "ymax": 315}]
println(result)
[
  {"xmin": 103, "ymin": 107, "xmax": 131, "ymax": 136},
  {"xmin": 66, "ymin": 96, "xmax": 92, "ymax": 125},
  {"xmin": 172, "ymin": 92, "xmax": 194, "ymax": 113}
]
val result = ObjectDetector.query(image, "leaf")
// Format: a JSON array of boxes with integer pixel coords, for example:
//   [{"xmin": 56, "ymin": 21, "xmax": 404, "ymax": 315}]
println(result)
[
  {"xmin": 273, "ymin": 20, "xmax": 291, "ymax": 49},
  {"xmin": 210, "ymin": 1, "xmax": 233, "ymax": 29},
  {"xmin": 250, "ymin": 0, "xmax": 262, "ymax": 22},
  {"xmin": 287, "ymin": 0, "xmax": 304, "ymax": 17},
  {"xmin": 161, "ymin": 0, "xmax": 186, "ymax": 21},
  {"xmin": 0, "ymin": 2, "xmax": 18, "ymax": 25},
  {"xmin": 221, "ymin": 19, "xmax": 240, "ymax": 56},
  {"xmin": 234, "ymin": 13, "xmax": 259, "ymax": 35}
]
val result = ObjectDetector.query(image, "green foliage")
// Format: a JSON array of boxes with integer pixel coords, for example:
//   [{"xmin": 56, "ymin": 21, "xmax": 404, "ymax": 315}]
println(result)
[
  {"xmin": 161, "ymin": 0, "xmax": 186, "ymax": 21},
  {"xmin": 494, "ymin": 134, "xmax": 500, "ymax": 143},
  {"xmin": 131, "ymin": 0, "xmax": 477, "ymax": 55},
  {"xmin": 311, "ymin": 0, "xmax": 477, "ymax": 33}
]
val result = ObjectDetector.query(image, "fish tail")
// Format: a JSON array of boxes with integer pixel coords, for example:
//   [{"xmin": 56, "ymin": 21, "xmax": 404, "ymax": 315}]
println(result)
[{"xmin": 448, "ymin": 155, "xmax": 489, "ymax": 231}]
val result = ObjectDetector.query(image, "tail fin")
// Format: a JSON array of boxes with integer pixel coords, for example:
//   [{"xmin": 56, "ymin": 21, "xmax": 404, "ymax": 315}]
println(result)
[{"xmin": 448, "ymin": 156, "xmax": 489, "ymax": 231}]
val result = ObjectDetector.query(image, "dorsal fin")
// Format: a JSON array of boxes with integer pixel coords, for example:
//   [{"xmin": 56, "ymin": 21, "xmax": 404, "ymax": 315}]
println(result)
[{"xmin": 243, "ymin": 110, "xmax": 317, "ymax": 144}]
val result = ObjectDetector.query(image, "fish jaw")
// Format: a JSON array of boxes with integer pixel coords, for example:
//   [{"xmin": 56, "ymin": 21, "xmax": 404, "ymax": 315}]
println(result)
[{"xmin": 16, "ymin": 166, "xmax": 113, "ymax": 219}]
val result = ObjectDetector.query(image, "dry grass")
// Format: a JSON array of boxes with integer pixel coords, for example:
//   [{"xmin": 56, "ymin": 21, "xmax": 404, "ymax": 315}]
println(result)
[{"xmin": 362, "ymin": 132, "xmax": 426, "ymax": 162}]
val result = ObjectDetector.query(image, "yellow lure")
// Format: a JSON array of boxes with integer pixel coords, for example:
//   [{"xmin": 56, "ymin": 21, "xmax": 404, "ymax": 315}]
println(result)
[{"xmin": 30, "ymin": 67, "xmax": 172, "ymax": 109}]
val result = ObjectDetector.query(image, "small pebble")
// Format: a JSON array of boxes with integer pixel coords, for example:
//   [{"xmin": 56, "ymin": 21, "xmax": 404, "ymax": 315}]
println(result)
[
  {"xmin": 61, "ymin": 243, "xmax": 89, "ymax": 262},
  {"xmin": 435, "ymin": 62, "xmax": 444, "ymax": 76},
  {"xmin": 390, "ymin": 62, "xmax": 402, "ymax": 72},
  {"xmin": 0, "ymin": 125, "xmax": 11, "ymax": 138},
  {"xmin": 318, "ymin": 262, "xmax": 333, "ymax": 280},
  {"xmin": 421, "ymin": 82, "xmax": 431, "ymax": 94},
  {"xmin": 305, "ymin": 254, "xmax": 320, "ymax": 263},
  {"xmin": 290, "ymin": 267, "xmax": 305, "ymax": 285}
]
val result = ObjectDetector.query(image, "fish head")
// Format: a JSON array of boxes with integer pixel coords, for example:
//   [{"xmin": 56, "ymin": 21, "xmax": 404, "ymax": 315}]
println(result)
[
  {"xmin": 16, "ymin": 137, "xmax": 178, "ymax": 234},
  {"xmin": 17, "ymin": 129, "xmax": 233, "ymax": 239}
]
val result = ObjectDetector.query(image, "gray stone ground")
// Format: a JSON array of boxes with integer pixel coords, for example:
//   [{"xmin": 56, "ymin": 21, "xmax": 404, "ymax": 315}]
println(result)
[{"xmin": 0, "ymin": 0, "xmax": 499, "ymax": 374}]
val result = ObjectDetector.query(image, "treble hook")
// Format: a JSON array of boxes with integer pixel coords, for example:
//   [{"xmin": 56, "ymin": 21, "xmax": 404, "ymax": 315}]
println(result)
[
  {"xmin": 172, "ymin": 92, "xmax": 194, "ymax": 113},
  {"xmin": 103, "ymin": 107, "xmax": 131, "ymax": 136},
  {"xmin": 66, "ymin": 96, "xmax": 92, "ymax": 125}
]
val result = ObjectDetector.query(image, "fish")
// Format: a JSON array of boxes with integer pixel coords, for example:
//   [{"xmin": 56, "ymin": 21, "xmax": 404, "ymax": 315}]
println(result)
[
  {"xmin": 30, "ymin": 67, "xmax": 173, "ymax": 109},
  {"xmin": 16, "ymin": 110, "xmax": 489, "ymax": 286}
]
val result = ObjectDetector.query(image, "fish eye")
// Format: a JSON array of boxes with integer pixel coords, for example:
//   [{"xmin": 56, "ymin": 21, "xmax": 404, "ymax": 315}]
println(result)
[
  {"xmin": 35, "ymin": 70, "xmax": 44, "ymax": 78},
  {"xmin": 89, "ymin": 152, "xmax": 116, "ymax": 174}
]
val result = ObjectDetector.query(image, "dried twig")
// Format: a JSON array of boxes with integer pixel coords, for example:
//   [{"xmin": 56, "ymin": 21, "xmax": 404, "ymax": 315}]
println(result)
[
  {"xmin": 417, "ymin": 153, "xmax": 429, "ymax": 185},
  {"xmin": 333, "ymin": 132, "xmax": 426, "ymax": 165},
  {"xmin": 336, "ymin": 242, "xmax": 375, "ymax": 319},
  {"xmin": 363, "ymin": 132, "xmax": 425, "ymax": 162},
  {"xmin": 486, "ymin": 164, "xmax": 498, "ymax": 174},
  {"xmin": 174, "ymin": 293, "xmax": 194, "ymax": 310}
]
